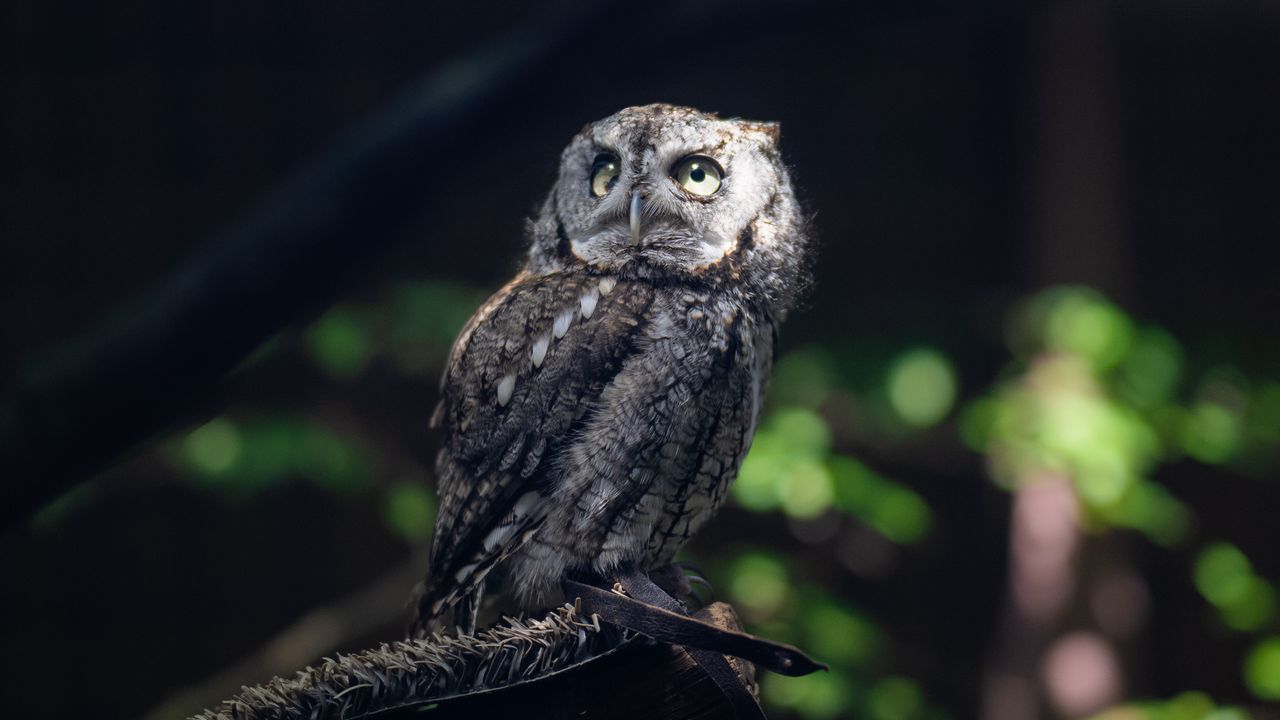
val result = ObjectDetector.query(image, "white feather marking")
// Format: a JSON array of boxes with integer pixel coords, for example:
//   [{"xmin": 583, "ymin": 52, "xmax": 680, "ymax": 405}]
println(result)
[
  {"xmin": 483, "ymin": 524, "xmax": 517, "ymax": 552},
  {"xmin": 598, "ymin": 277, "xmax": 617, "ymax": 295},
  {"xmin": 512, "ymin": 490, "xmax": 542, "ymax": 518},
  {"xmin": 496, "ymin": 373, "xmax": 516, "ymax": 406},
  {"xmin": 553, "ymin": 309, "xmax": 574, "ymax": 339},
  {"xmin": 579, "ymin": 288, "xmax": 599, "ymax": 319},
  {"xmin": 531, "ymin": 334, "xmax": 550, "ymax": 368},
  {"xmin": 454, "ymin": 562, "xmax": 478, "ymax": 583}
]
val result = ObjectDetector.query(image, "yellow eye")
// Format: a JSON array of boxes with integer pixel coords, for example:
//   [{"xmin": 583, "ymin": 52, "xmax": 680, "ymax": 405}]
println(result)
[
  {"xmin": 672, "ymin": 156, "xmax": 723, "ymax": 197},
  {"xmin": 590, "ymin": 155, "xmax": 620, "ymax": 197}
]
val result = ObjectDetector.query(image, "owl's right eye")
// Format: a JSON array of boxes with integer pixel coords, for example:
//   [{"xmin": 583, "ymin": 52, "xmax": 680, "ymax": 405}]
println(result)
[{"xmin": 590, "ymin": 154, "xmax": 620, "ymax": 197}]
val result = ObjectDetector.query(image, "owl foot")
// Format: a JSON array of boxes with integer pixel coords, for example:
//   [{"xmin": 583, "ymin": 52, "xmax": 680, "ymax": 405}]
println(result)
[
  {"xmin": 649, "ymin": 562, "xmax": 715, "ymax": 610},
  {"xmin": 563, "ymin": 570, "xmax": 826, "ymax": 720},
  {"xmin": 648, "ymin": 562, "xmax": 712, "ymax": 609}
]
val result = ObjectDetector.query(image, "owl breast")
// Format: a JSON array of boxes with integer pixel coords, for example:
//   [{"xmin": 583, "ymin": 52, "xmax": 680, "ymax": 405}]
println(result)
[{"xmin": 507, "ymin": 282, "xmax": 774, "ymax": 608}]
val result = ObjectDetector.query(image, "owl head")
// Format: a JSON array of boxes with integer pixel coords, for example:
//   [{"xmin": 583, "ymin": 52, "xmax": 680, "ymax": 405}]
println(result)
[{"xmin": 528, "ymin": 104, "xmax": 809, "ymax": 318}]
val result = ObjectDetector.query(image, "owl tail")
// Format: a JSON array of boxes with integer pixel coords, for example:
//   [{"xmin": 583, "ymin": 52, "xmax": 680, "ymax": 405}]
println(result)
[
  {"xmin": 409, "ymin": 576, "xmax": 482, "ymax": 637},
  {"xmin": 409, "ymin": 513, "xmax": 547, "ymax": 638}
]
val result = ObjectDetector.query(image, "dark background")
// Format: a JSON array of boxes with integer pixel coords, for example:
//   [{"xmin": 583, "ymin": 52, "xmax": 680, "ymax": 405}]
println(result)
[{"xmin": 2, "ymin": 1, "xmax": 1278, "ymax": 718}]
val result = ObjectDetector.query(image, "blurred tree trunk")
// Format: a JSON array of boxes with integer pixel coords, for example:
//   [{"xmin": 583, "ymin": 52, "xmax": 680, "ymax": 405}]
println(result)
[{"xmin": 983, "ymin": 2, "xmax": 1142, "ymax": 718}]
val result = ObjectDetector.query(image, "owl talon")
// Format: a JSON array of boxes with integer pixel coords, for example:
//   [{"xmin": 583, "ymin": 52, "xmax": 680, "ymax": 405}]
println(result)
[
  {"xmin": 650, "ymin": 562, "xmax": 716, "ymax": 609},
  {"xmin": 648, "ymin": 564, "xmax": 691, "ymax": 600},
  {"xmin": 687, "ymin": 574, "xmax": 715, "ymax": 606}
]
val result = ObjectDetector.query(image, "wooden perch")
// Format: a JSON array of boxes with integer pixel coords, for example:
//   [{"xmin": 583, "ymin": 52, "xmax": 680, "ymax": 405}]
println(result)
[{"xmin": 194, "ymin": 601, "xmax": 756, "ymax": 720}]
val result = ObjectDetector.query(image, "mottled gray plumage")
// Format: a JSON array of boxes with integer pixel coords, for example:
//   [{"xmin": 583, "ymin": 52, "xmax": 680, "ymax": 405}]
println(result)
[{"xmin": 412, "ymin": 104, "xmax": 809, "ymax": 635}]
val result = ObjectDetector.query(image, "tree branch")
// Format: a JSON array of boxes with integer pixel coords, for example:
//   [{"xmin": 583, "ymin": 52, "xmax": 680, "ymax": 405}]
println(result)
[{"xmin": 191, "ymin": 602, "xmax": 756, "ymax": 720}]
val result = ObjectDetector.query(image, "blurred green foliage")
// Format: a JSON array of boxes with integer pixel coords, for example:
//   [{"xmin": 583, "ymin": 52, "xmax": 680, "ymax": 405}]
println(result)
[
  {"xmin": 1195, "ymin": 543, "xmax": 1278, "ymax": 632},
  {"xmin": 724, "ymin": 549, "xmax": 944, "ymax": 719},
  {"xmin": 154, "ymin": 280, "xmax": 1280, "ymax": 718},
  {"xmin": 728, "ymin": 552, "xmax": 791, "ymax": 619},
  {"xmin": 886, "ymin": 348, "xmax": 957, "ymax": 428},
  {"xmin": 730, "ymin": 285, "xmax": 1279, "ymax": 716},
  {"xmin": 1089, "ymin": 691, "xmax": 1249, "ymax": 720},
  {"xmin": 302, "ymin": 279, "xmax": 487, "ymax": 381},
  {"xmin": 178, "ymin": 414, "xmax": 371, "ymax": 497},
  {"xmin": 385, "ymin": 481, "xmax": 437, "ymax": 542},
  {"xmin": 164, "ymin": 279, "xmax": 480, "ymax": 534},
  {"xmin": 733, "ymin": 406, "xmax": 933, "ymax": 545},
  {"xmin": 305, "ymin": 308, "xmax": 373, "ymax": 379},
  {"xmin": 961, "ymin": 287, "xmax": 1280, "ymax": 560},
  {"xmin": 971, "ymin": 287, "xmax": 1278, "ymax": 709},
  {"xmin": 829, "ymin": 456, "xmax": 932, "ymax": 545},
  {"xmin": 1243, "ymin": 636, "xmax": 1280, "ymax": 701}
]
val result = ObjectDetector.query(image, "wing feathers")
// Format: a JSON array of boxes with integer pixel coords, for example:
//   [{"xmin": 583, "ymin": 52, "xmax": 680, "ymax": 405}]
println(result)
[{"xmin": 414, "ymin": 271, "xmax": 653, "ymax": 631}]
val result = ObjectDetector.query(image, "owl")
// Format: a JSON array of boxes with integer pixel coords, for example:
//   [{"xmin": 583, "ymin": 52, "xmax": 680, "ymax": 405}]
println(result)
[{"xmin": 411, "ymin": 104, "xmax": 809, "ymax": 635}]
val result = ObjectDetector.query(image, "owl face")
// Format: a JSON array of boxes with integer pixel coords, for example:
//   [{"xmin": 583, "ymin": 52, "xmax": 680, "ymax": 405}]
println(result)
[{"xmin": 537, "ymin": 105, "xmax": 791, "ymax": 278}]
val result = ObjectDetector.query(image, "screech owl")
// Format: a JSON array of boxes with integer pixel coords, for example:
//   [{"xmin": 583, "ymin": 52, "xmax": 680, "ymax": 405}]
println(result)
[{"xmin": 411, "ymin": 104, "xmax": 810, "ymax": 635}]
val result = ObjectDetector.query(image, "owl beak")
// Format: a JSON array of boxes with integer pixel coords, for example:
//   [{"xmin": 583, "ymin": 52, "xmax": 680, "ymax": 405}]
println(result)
[{"xmin": 629, "ymin": 190, "xmax": 644, "ymax": 245}]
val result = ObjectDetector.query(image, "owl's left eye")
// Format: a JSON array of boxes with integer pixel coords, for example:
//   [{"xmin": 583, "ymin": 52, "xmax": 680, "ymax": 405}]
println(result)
[
  {"xmin": 590, "ymin": 154, "xmax": 620, "ymax": 197},
  {"xmin": 671, "ymin": 156, "xmax": 723, "ymax": 197}
]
